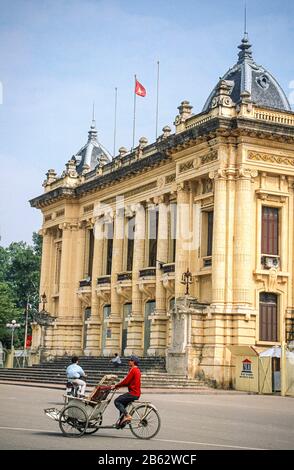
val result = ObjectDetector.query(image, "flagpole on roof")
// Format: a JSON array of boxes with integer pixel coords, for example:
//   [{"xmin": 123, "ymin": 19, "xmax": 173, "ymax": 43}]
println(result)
[
  {"xmin": 113, "ymin": 87, "xmax": 118, "ymax": 158},
  {"xmin": 155, "ymin": 60, "xmax": 160, "ymax": 140},
  {"xmin": 132, "ymin": 74, "xmax": 137, "ymax": 150}
]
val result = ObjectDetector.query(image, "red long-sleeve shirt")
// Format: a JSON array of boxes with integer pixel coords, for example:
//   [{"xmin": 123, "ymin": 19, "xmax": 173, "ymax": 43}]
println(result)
[{"xmin": 115, "ymin": 366, "xmax": 141, "ymax": 397}]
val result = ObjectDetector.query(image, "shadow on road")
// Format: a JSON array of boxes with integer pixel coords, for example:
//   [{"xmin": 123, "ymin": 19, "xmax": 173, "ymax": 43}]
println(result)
[{"xmin": 33, "ymin": 430, "xmax": 137, "ymax": 440}]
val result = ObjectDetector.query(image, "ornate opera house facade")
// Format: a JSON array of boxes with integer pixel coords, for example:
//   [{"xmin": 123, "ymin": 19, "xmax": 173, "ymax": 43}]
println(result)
[{"xmin": 30, "ymin": 35, "xmax": 294, "ymax": 386}]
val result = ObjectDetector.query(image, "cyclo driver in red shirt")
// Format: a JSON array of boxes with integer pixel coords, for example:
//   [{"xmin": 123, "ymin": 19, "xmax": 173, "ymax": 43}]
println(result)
[{"xmin": 112, "ymin": 355, "xmax": 141, "ymax": 426}]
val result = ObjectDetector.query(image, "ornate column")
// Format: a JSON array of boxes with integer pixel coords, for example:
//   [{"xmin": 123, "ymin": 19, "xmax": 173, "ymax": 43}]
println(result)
[
  {"xmin": 85, "ymin": 216, "xmax": 104, "ymax": 355},
  {"xmin": 72, "ymin": 222, "xmax": 87, "ymax": 318},
  {"xmin": 125, "ymin": 202, "xmax": 146, "ymax": 356},
  {"xmin": 175, "ymin": 182, "xmax": 191, "ymax": 298},
  {"xmin": 104, "ymin": 209, "xmax": 124, "ymax": 355},
  {"xmin": 39, "ymin": 228, "xmax": 53, "ymax": 316},
  {"xmin": 148, "ymin": 195, "xmax": 169, "ymax": 356},
  {"xmin": 63, "ymin": 222, "xmax": 86, "ymax": 355},
  {"xmin": 233, "ymin": 168, "xmax": 257, "ymax": 305},
  {"xmin": 53, "ymin": 222, "xmax": 83, "ymax": 355},
  {"xmin": 58, "ymin": 223, "xmax": 72, "ymax": 318},
  {"xmin": 209, "ymin": 169, "xmax": 227, "ymax": 304},
  {"xmin": 225, "ymin": 165, "xmax": 236, "ymax": 304}
]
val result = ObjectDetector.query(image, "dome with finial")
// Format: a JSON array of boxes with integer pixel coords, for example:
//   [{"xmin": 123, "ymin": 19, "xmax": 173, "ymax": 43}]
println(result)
[
  {"xmin": 202, "ymin": 33, "xmax": 291, "ymax": 113},
  {"xmin": 74, "ymin": 119, "xmax": 111, "ymax": 173}
]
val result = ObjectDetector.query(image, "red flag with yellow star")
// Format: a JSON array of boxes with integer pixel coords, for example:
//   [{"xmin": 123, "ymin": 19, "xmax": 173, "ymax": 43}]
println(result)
[{"xmin": 135, "ymin": 79, "xmax": 146, "ymax": 97}]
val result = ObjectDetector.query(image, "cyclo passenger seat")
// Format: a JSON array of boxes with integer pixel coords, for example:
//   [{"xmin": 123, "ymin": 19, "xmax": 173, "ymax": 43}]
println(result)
[{"xmin": 89, "ymin": 385, "xmax": 111, "ymax": 403}]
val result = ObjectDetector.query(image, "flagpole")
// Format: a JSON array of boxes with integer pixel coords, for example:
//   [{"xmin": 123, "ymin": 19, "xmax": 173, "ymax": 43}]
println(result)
[
  {"xmin": 113, "ymin": 87, "xmax": 118, "ymax": 157},
  {"xmin": 132, "ymin": 74, "xmax": 136, "ymax": 150},
  {"xmin": 155, "ymin": 60, "xmax": 160, "ymax": 140}
]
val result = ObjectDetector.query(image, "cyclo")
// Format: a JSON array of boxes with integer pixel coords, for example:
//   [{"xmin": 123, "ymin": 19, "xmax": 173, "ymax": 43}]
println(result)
[{"xmin": 44, "ymin": 374, "xmax": 161, "ymax": 440}]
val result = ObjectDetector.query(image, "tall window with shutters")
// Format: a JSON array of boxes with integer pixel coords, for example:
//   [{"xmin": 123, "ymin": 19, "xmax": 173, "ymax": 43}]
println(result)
[
  {"xmin": 207, "ymin": 211, "xmax": 214, "ymax": 257},
  {"xmin": 148, "ymin": 207, "xmax": 159, "ymax": 267},
  {"xmin": 105, "ymin": 222, "xmax": 113, "ymax": 275},
  {"xmin": 259, "ymin": 292, "xmax": 278, "ymax": 342},
  {"xmin": 86, "ymin": 229, "xmax": 94, "ymax": 279},
  {"xmin": 54, "ymin": 241, "xmax": 62, "ymax": 293},
  {"xmin": 261, "ymin": 207, "xmax": 279, "ymax": 255},
  {"xmin": 126, "ymin": 217, "xmax": 135, "ymax": 271}
]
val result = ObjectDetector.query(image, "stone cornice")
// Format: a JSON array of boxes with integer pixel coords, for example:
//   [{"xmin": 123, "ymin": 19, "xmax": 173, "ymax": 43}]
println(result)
[
  {"xmin": 30, "ymin": 114, "xmax": 294, "ymax": 210},
  {"xmin": 30, "ymin": 150, "xmax": 169, "ymax": 209},
  {"xmin": 29, "ymin": 187, "xmax": 75, "ymax": 209}
]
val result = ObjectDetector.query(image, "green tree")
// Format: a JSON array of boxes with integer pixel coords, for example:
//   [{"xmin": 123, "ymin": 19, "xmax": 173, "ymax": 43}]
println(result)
[
  {"xmin": 0, "ymin": 246, "xmax": 9, "ymax": 282},
  {"xmin": 0, "ymin": 233, "xmax": 42, "ymax": 349},
  {"xmin": 5, "ymin": 233, "xmax": 42, "ymax": 310},
  {"xmin": 0, "ymin": 282, "xmax": 22, "ymax": 348}
]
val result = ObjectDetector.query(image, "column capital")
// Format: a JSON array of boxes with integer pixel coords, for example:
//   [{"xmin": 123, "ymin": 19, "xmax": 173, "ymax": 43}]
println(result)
[
  {"xmin": 236, "ymin": 167, "xmax": 258, "ymax": 180},
  {"xmin": 58, "ymin": 222, "xmax": 72, "ymax": 231},
  {"xmin": 209, "ymin": 169, "xmax": 227, "ymax": 180},
  {"xmin": 171, "ymin": 181, "xmax": 191, "ymax": 194},
  {"xmin": 39, "ymin": 227, "xmax": 52, "ymax": 237},
  {"xmin": 153, "ymin": 194, "xmax": 169, "ymax": 205}
]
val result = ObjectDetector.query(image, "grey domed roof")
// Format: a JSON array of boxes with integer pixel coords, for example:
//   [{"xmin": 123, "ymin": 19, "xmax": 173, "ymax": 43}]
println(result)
[
  {"xmin": 203, "ymin": 34, "xmax": 291, "ymax": 112},
  {"xmin": 74, "ymin": 120, "xmax": 110, "ymax": 173}
]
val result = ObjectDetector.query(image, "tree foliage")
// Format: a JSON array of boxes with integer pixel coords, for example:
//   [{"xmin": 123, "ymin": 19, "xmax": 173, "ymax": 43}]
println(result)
[
  {"xmin": 0, "ymin": 233, "xmax": 42, "ymax": 349},
  {"xmin": 0, "ymin": 282, "xmax": 22, "ymax": 348}
]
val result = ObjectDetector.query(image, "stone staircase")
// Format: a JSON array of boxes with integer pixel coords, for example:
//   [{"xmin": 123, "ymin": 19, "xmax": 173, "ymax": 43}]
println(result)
[{"xmin": 0, "ymin": 356, "xmax": 209, "ymax": 389}]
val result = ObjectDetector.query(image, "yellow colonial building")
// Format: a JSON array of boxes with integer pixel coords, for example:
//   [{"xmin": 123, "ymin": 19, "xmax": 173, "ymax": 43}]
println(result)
[{"xmin": 30, "ymin": 34, "xmax": 294, "ymax": 386}]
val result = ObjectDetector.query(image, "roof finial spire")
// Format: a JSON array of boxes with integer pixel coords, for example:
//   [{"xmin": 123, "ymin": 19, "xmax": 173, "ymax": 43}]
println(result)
[
  {"xmin": 88, "ymin": 101, "xmax": 97, "ymax": 142},
  {"xmin": 244, "ymin": 1, "xmax": 247, "ymax": 37},
  {"xmin": 237, "ymin": 1, "xmax": 253, "ymax": 63},
  {"xmin": 92, "ymin": 101, "xmax": 95, "ymax": 124}
]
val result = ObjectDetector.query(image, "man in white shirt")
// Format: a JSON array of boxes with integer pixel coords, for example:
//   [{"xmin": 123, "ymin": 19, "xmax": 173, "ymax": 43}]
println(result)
[
  {"xmin": 110, "ymin": 353, "xmax": 122, "ymax": 369},
  {"xmin": 66, "ymin": 356, "xmax": 87, "ymax": 397}
]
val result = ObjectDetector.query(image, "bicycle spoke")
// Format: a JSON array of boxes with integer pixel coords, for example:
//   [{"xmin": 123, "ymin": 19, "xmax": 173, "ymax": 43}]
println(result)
[{"xmin": 130, "ymin": 405, "xmax": 161, "ymax": 440}]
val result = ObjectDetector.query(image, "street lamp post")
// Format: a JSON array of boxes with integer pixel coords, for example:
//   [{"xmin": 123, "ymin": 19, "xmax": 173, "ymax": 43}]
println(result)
[
  {"xmin": 23, "ymin": 298, "xmax": 31, "ymax": 367},
  {"xmin": 6, "ymin": 320, "xmax": 21, "ymax": 368},
  {"xmin": 6, "ymin": 320, "xmax": 21, "ymax": 350},
  {"xmin": 181, "ymin": 268, "xmax": 193, "ymax": 296}
]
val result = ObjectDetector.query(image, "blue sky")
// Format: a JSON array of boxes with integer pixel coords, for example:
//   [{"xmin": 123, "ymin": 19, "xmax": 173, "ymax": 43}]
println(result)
[{"xmin": 0, "ymin": 0, "xmax": 293, "ymax": 246}]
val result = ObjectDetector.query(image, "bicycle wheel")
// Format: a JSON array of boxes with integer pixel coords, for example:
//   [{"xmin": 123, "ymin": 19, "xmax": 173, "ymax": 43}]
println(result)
[
  {"xmin": 85, "ymin": 413, "xmax": 103, "ymax": 434},
  {"xmin": 59, "ymin": 405, "xmax": 88, "ymax": 438},
  {"xmin": 129, "ymin": 404, "xmax": 161, "ymax": 440}
]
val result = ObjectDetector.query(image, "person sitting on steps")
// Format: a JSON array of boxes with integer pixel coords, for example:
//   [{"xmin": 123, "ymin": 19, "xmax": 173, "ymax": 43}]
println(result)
[
  {"xmin": 110, "ymin": 353, "xmax": 122, "ymax": 369},
  {"xmin": 112, "ymin": 355, "xmax": 141, "ymax": 426},
  {"xmin": 66, "ymin": 356, "xmax": 87, "ymax": 397}
]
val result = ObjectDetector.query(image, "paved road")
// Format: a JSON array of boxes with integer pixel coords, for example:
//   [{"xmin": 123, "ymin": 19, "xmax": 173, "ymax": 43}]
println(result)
[{"xmin": 0, "ymin": 384, "xmax": 293, "ymax": 450}]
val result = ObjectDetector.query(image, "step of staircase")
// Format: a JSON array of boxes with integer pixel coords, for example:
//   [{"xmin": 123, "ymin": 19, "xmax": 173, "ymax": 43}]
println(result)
[
  {"xmin": 0, "ymin": 355, "xmax": 209, "ymax": 389},
  {"xmin": 0, "ymin": 369, "xmax": 206, "ymax": 389}
]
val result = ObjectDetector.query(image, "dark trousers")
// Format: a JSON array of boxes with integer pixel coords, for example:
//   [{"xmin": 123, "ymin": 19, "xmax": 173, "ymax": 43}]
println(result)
[{"xmin": 114, "ymin": 392, "xmax": 139, "ymax": 417}]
